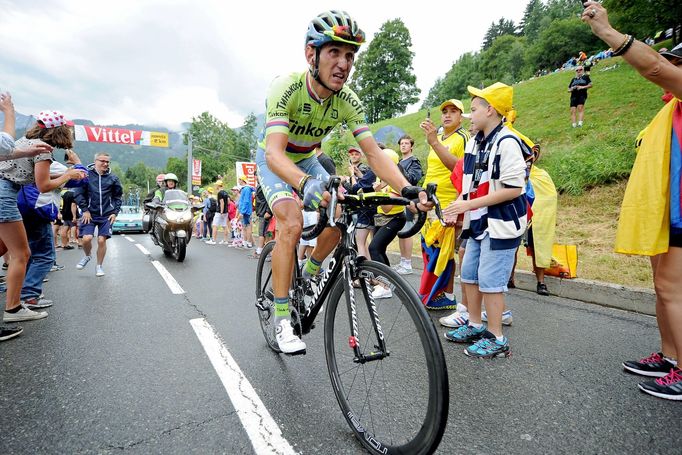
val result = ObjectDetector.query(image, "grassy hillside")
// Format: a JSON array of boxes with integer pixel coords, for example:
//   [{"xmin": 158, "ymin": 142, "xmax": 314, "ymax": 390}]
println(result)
[{"xmin": 372, "ymin": 57, "xmax": 663, "ymax": 288}]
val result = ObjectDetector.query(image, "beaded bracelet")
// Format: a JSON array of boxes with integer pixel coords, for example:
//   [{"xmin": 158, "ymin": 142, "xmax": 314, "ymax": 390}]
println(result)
[
  {"xmin": 613, "ymin": 34, "xmax": 634, "ymax": 56},
  {"xmin": 298, "ymin": 174, "xmax": 311, "ymax": 193}
]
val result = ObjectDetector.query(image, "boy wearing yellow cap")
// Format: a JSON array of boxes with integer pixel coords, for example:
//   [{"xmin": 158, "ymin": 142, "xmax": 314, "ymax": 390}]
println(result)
[{"xmin": 441, "ymin": 82, "xmax": 527, "ymax": 358}]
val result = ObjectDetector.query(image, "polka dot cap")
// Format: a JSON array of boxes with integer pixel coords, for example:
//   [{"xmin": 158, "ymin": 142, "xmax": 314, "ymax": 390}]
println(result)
[{"xmin": 37, "ymin": 110, "xmax": 74, "ymax": 129}]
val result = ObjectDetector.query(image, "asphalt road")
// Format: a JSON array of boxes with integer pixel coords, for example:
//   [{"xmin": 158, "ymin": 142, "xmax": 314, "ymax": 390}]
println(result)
[{"xmin": 0, "ymin": 234, "xmax": 678, "ymax": 454}]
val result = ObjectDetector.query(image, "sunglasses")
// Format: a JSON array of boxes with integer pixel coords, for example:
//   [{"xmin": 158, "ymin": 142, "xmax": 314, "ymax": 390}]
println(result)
[{"xmin": 97, "ymin": 159, "xmax": 110, "ymax": 164}]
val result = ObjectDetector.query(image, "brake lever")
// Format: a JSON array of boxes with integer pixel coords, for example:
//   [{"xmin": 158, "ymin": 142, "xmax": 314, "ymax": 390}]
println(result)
[
  {"xmin": 327, "ymin": 176, "xmax": 341, "ymax": 228},
  {"xmin": 425, "ymin": 183, "xmax": 446, "ymax": 226}
]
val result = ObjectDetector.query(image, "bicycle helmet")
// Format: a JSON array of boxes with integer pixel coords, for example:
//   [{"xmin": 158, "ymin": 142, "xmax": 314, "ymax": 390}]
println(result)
[
  {"xmin": 305, "ymin": 10, "xmax": 365, "ymax": 49},
  {"xmin": 164, "ymin": 173, "xmax": 179, "ymax": 184},
  {"xmin": 156, "ymin": 174, "xmax": 165, "ymax": 185}
]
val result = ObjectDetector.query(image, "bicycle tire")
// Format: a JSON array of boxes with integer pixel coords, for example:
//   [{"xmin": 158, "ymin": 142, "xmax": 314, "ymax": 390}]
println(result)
[
  {"xmin": 324, "ymin": 260, "xmax": 449, "ymax": 455},
  {"xmin": 255, "ymin": 240, "xmax": 280, "ymax": 353}
]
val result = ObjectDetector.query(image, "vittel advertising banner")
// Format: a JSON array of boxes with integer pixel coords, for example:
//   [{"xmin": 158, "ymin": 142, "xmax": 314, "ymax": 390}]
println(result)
[{"xmin": 74, "ymin": 125, "xmax": 169, "ymax": 148}]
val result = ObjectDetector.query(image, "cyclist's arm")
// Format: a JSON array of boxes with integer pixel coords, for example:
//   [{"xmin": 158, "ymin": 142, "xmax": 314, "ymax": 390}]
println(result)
[
  {"xmin": 265, "ymin": 132, "xmax": 307, "ymax": 190},
  {"xmin": 358, "ymin": 136, "xmax": 410, "ymax": 192}
]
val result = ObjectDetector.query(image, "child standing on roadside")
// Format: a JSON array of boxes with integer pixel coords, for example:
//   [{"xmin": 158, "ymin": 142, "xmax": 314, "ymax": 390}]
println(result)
[{"xmin": 441, "ymin": 83, "xmax": 527, "ymax": 358}]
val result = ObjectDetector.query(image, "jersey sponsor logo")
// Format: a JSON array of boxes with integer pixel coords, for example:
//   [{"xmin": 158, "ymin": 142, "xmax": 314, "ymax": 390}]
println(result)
[
  {"xmin": 268, "ymin": 111, "xmax": 288, "ymax": 118},
  {"xmin": 337, "ymin": 90, "xmax": 364, "ymax": 114},
  {"xmin": 289, "ymin": 119, "xmax": 334, "ymax": 138},
  {"xmin": 331, "ymin": 108, "xmax": 339, "ymax": 120},
  {"xmin": 302, "ymin": 103, "xmax": 312, "ymax": 115},
  {"xmin": 276, "ymin": 80, "xmax": 304, "ymax": 110}
]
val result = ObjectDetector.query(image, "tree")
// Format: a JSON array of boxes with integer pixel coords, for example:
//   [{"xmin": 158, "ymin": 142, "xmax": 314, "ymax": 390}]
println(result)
[
  {"xmin": 165, "ymin": 157, "xmax": 187, "ymax": 189},
  {"xmin": 482, "ymin": 18, "xmax": 517, "ymax": 50},
  {"xmin": 422, "ymin": 52, "xmax": 484, "ymax": 107},
  {"xmin": 603, "ymin": 0, "xmax": 681, "ymax": 45},
  {"xmin": 519, "ymin": 0, "xmax": 546, "ymax": 41},
  {"xmin": 350, "ymin": 18, "xmax": 420, "ymax": 123},
  {"xmin": 526, "ymin": 17, "xmax": 603, "ymax": 70},
  {"xmin": 480, "ymin": 35, "xmax": 529, "ymax": 84},
  {"xmin": 322, "ymin": 124, "xmax": 355, "ymax": 166},
  {"xmin": 234, "ymin": 112, "xmax": 258, "ymax": 161},
  {"xmin": 185, "ymin": 112, "xmax": 240, "ymax": 183}
]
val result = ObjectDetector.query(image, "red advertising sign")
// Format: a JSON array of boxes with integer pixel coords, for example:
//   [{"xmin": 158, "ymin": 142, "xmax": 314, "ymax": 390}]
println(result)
[
  {"xmin": 192, "ymin": 159, "xmax": 202, "ymax": 185},
  {"xmin": 236, "ymin": 161, "xmax": 257, "ymax": 188},
  {"xmin": 74, "ymin": 125, "xmax": 169, "ymax": 147}
]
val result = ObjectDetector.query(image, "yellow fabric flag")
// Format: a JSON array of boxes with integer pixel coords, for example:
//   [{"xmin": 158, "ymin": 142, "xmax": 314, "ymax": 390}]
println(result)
[
  {"xmin": 529, "ymin": 166, "xmax": 558, "ymax": 268},
  {"xmin": 422, "ymin": 220, "xmax": 456, "ymax": 276},
  {"xmin": 614, "ymin": 99, "xmax": 676, "ymax": 256}
]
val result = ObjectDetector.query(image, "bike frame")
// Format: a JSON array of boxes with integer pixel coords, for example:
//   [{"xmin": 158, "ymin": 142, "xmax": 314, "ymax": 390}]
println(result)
[{"xmin": 295, "ymin": 213, "xmax": 388, "ymax": 363}]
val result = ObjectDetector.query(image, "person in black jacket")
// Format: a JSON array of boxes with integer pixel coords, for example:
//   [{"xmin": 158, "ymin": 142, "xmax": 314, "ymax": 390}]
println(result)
[
  {"xmin": 395, "ymin": 135, "xmax": 423, "ymax": 275},
  {"xmin": 73, "ymin": 153, "xmax": 123, "ymax": 277}
]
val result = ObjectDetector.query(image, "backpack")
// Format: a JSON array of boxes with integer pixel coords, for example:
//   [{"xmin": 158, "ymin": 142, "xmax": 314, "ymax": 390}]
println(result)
[{"xmin": 206, "ymin": 197, "xmax": 218, "ymax": 213}]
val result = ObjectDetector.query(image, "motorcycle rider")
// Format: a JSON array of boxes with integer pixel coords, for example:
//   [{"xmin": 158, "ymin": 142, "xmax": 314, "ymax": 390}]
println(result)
[
  {"xmin": 153, "ymin": 173, "xmax": 178, "ymax": 202},
  {"xmin": 144, "ymin": 174, "xmax": 166, "ymax": 204}
]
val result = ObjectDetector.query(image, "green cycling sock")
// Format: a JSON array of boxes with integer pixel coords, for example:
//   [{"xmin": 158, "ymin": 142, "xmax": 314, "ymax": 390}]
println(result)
[{"xmin": 303, "ymin": 256, "xmax": 322, "ymax": 277}]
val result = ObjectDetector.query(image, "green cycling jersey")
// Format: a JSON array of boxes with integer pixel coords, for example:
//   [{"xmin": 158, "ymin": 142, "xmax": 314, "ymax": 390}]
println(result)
[{"xmin": 259, "ymin": 71, "xmax": 373, "ymax": 162}]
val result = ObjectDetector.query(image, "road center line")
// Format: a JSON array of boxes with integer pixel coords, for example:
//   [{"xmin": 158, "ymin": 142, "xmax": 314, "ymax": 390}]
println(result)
[
  {"xmin": 189, "ymin": 318, "xmax": 297, "ymax": 455},
  {"xmin": 135, "ymin": 243, "xmax": 151, "ymax": 256},
  {"xmin": 124, "ymin": 236, "xmax": 135, "ymax": 243},
  {"xmin": 151, "ymin": 260, "xmax": 185, "ymax": 294}
]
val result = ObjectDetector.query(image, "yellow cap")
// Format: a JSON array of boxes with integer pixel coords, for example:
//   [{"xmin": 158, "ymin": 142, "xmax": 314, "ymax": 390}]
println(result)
[
  {"xmin": 215, "ymin": 180, "xmax": 223, "ymax": 186},
  {"xmin": 439, "ymin": 99, "xmax": 464, "ymax": 113},
  {"xmin": 207, "ymin": 187, "xmax": 214, "ymax": 194},
  {"xmin": 467, "ymin": 82, "xmax": 513, "ymax": 117}
]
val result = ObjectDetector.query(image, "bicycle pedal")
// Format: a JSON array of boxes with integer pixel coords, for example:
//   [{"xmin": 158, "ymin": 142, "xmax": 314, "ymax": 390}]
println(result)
[{"xmin": 284, "ymin": 349, "xmax": 307, "ymax": 357}]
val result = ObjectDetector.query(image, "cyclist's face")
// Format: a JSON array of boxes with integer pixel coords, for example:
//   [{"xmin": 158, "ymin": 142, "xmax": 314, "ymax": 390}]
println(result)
[{"xmin": 309, "ymin": 43, "xmax": 356, "ymax": 92}]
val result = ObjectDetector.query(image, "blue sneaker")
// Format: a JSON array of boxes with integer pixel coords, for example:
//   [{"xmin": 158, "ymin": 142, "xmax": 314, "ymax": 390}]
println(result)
[
  {"xmin": 444, "ymin": 324, "xmax": 488, "ymax": 343},
  {"xmin": 425, "ymin": 294, "xmax": 457, "ymax": 311},
  {"xmin": 481, "ymin": 310, "xmax": 513, "ymax": 326},
  {"xmin": 465, "ymin": 337, "xmax": 511, "ymax": 358}
]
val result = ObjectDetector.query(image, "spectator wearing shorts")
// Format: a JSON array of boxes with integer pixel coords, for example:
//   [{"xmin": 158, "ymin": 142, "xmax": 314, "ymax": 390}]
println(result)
[
  {"xmin": 237, "ymin": 176, "xmax": 254, "ymax": 248},
  {"xmin": 568, "ymin": 66, "xmax": 592, "ymax": 128},
  {"xmin": 203, "ymin": 188, "xmax": 217, "ymax": 243},
  {"xmin": 73, "ymin": 152, "xmax": 123, "ymax": 277},
  {"xmin": 211, "ymin": 182, "xmax": 230, "ymax": 244},
  {"xmin": 442, "ymin": 82, "xmax": 527, "ymax": 358},
  {"xmin": 252, "ymin": 183, "xmax": 272, "ymax": 258}
]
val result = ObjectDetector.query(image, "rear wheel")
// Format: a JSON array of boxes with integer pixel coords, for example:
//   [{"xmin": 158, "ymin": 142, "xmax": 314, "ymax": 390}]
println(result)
[
  {"xmin": 255, "ymin": 241, "xmax": 280, "ymax": 352},
  {"xmin": 324, "ymin": 260, "xmax": 449, "ymax": 455}
]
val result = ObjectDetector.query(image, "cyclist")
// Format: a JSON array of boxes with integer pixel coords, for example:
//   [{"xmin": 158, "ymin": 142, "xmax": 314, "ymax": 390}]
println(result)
[{"xmin": 257, "ymin": 10, "xmax": 429, "ymax": 354}]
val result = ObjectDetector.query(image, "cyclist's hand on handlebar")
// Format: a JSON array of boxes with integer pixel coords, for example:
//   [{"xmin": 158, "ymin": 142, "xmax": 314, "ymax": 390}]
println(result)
[
  {"xmin": 401, "ymin": 185, "xmax": 434, "ymax": 212},
  {"xmin": 302, "ymin": 177, "xmax": 327, "ymax": 211}
]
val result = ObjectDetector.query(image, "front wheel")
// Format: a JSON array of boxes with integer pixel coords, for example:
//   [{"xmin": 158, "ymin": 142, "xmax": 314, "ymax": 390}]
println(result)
[
  {"xmin": 174, "ymin": 237, "xmax": 186, "ymax": 262},
  {"xmin": 255, "ymin": 241, "xmax": 280, "ymax": 352},
  {"xmin": 324, "ymin": 260, "xmax": 449, "ymax": 455}
]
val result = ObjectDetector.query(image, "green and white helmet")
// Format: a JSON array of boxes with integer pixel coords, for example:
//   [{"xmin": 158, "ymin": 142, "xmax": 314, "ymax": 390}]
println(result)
[
  {"xmin": 164, "ymin": 173, "xmax": 179, "ymax": 184},
  {"xmin": 305, "ymin": 10, "xmax": 365, "ymax": 49}
]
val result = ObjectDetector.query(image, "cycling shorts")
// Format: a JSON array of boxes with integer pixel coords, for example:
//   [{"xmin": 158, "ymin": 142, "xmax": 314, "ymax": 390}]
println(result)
[{"xmin": 256, "ymin": 146, "xmax": 330, "ymax": 209}]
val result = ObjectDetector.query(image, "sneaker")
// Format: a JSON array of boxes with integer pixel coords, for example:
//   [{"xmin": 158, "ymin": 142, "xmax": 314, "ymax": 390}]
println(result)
[
  {"xmin": 465, "ymin": 337, "xmax": 511, "ymax": 358},
  {"xmin": 572, "ymin": 123, "xmax": 577, "ymax": 128},
  {"xmin": 76, "ymin": 256, "xmax": 91, "ymax": 270},
  {"xmin": 578, "ymin": 121, "xmax": 583, "ymax": 127},
  {"xmin": 4, "ymin": 306, "xmax": 48, "ymax": 322},
  {"xmin": 439, "ymin": 310, "xmax": 470, "ymax": 328},
  {"xmin": 444, "ymin": 324, "xmax": 489, "ymax": 343},
  {"xmin": 537, "ymin": 282, "xmax": 550, "ymax": 296},
  {"xmin": 393, "ymin": 264, "xmax": 413, "ymax": 275},
  {"xmin": 63, "ymin": 245, "xmax": 75, "ymax": 250},
  {"xmin": 0, "ymin": 325, "xmax": 23, "ymax": 341},
  {"xmin": 206, "ymin": 240, "xmax": 216, "ymax": 245},
  {"xmin": 275, "ymin": 320, "xmax": 306, "ymax": 355},
  {"xmin": 371, "ymin": 286, "xmax": 393, "ymax": 299},
  {"xmin": 42, "ymin": 278, "xmax": 49, "ymax": 283},
  {"xmin": 482, "ymin": 309, "xmax": 513, "ymax": 326},
  {"xmin": 638, "ymin": 367, "xmax": 682, "ymax": 401},
  {"xmin": 22, "ymin": 297, "xmax": 53, "ymax": 309},
  {"xmin": 96, "ymin": 265, "xmax": 105, "ymax": 277},
  {"xmin": 218, "ymin": 240, "xmax": 226, "ymax": 245},
  {"xmin": 623, "ymin": 352, "xmax": 677, "ymax": 378},
  {"xmin": 425, "ymin": 294, "xmax": 457, "ymax": 311},
  {"xmin": 50, "ymin": 263, "xmax": 65, "ymax": 272}
]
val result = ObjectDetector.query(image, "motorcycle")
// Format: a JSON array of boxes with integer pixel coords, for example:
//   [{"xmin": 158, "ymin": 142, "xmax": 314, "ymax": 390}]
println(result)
[{"xmin": 143, "ymin": 189, "xmax": 197, "ymax": 262}]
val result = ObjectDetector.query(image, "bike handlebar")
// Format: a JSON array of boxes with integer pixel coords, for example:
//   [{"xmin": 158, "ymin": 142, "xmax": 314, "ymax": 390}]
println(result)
[{"xmin": 300, "ymin": 176, "xmax": 445, "ymax": 241}]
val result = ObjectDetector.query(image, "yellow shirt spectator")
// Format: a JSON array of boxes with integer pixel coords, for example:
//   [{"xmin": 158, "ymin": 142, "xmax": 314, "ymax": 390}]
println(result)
[{"xmin": 424, "ymin": 127, "xmax": 469, "ymax": 205}]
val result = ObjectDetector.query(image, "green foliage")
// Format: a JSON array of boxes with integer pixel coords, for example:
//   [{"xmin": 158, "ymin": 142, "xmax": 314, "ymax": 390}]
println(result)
[
  {"xmin": 165, "ymin": 157, "xmax": 187, "ymax": 190},
  {"xmin": 124, "ymin": 161, "xmax": 161, "ymax": 189},
  {"xmin": 526, "ymin": 17, "xmax": 603, "ymax": 71},
  {"xmin": 323, "ymin": 125, "xmax": 356, "ymax": 166},
  {"xmin": 603, "ymin": 0, "xmax": 682, "ymax": 44},
  {"xmin": 480, "ymin": 35, "xmax": 529, "ymax": 84},
  {"xmin": 519, "ymin": 0, "xmax": 546, "ymax": 41},
  {"xmin": 350, "ymin": 18, "xmax": 420, "ymax": 123},
  {"xmin": 482, "ymin": 18, "xmax": 517, "ymax": 50},
  {"xmin": 423, "ymin": 52, "xmax": 483, "ymax": 107}
]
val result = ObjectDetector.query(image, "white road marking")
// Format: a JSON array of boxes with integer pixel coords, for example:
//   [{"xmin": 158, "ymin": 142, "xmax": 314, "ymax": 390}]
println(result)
[
  {"xmin": 124, "ymin": 236, "xmax": 135, "ymax": 243},
  {"xmin": 190, "ymin": 318, "xmax": 297, "ymax": 455},
  {"xmin": 135, "ymin": 244, "xmax": 151, "ymax": 256},
  {"xmin": 151, "ymin": 260, "xmax": 185, "ymax": 294}
]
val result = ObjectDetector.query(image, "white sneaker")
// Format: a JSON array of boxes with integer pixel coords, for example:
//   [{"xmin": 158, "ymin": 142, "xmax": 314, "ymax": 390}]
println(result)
[
  {"xmin": 275, "ymin": 320, "xmax": 306, "ymax": 354},
  {"xmin": 371, "ymin": 286, "xmax": 393, "ymax": 299},
  {"xmin": 481, "ymin": 310, "xmax": 513, "ymax": 326},
  {"xmin": 76, "ymin": 256, "xmax": 91, "ymax": 270},
  {"xmin": 206, "ymin": 240, "xmax": 216, "ymax": 245},
  {"xmin": 4, "ymin": 306, "xmax": 48, "ymax": 322},
  {"xmin": 438, "ymin": 310, "xmax": 470, "ymax": 328},
  {"xmin": 395, "ymin": 265, "xmax": 413, "ymax": 275},
  {"xmin": 96, "ymin": 265, "xmax": 105, "ymax": 277}
]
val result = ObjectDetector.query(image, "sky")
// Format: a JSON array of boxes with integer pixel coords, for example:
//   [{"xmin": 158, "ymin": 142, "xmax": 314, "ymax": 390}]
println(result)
[{"xmin": 0, "ymin": 0, "xmax": 527, "ymax": 131}]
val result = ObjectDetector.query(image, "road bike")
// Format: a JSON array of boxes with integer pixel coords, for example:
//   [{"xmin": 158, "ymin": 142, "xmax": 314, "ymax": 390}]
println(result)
[{"xmin": 255, "ymin": 178, "xmax": 449, "ymax": 455}]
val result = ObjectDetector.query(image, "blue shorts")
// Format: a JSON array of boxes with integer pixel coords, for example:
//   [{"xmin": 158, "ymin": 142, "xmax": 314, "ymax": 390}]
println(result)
[
  {"xmin": 79, "ymin": 215, "xmax": 113, "ymax": 238},
  {"xmin": 0, "ymin": 178, "xmax": 22, "ymax": 223},
  {"xmin": 241, "ymin": 213, "xmax": 252, "ymax": 226},
  {"xmin": 255, "ymin": 147, "xmax": 330, "ymax": 209},
  {"xmin": 460, "ymin": 232, "xmax": 517, "ymax": 293}
]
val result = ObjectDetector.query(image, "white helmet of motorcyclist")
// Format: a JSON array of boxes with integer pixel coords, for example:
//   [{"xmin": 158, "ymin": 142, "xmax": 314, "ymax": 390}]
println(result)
[{"xmin": 164, "ymin": 173, "xmax": 179, "ymax": 185}]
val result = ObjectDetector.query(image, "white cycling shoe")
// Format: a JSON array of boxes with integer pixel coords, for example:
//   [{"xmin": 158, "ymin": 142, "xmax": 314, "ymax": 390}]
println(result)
[{"xmin": 275, "ymin": 319, "xmax": 306, "ymax": 355}]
